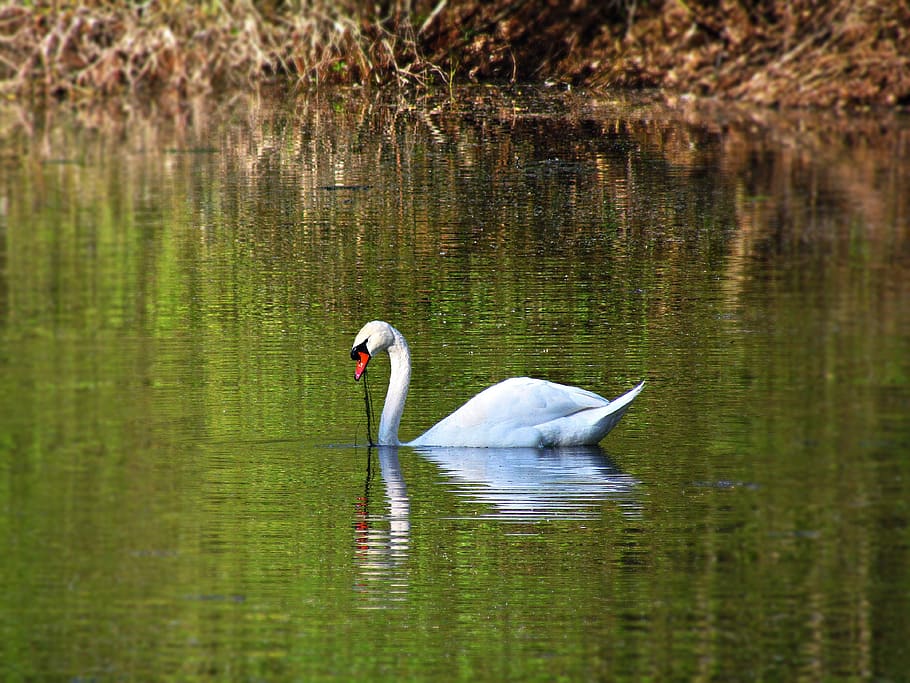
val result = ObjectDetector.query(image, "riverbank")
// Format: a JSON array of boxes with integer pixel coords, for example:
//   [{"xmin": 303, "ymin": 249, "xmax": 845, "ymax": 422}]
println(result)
[{"xmin": 2, "ymin": 1, "xmax": 908, "ymax": 108}]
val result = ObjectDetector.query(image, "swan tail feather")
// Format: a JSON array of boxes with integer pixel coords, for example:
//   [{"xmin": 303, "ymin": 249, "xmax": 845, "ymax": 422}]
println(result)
[{"xmin": 540, "ymin": 381, "xmax": 645, "ymax": 446}]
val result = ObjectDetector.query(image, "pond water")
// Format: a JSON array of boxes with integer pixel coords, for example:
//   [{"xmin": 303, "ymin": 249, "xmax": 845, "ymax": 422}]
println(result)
[{"xmin": 1, "ymin": 87, "xmax": 908, "ymax": 681}]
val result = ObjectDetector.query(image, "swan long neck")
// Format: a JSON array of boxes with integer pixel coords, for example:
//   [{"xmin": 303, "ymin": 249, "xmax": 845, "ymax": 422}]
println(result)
[{"xmin": 378, "ymin": 328, "xmax": 411, "ymax": 446}]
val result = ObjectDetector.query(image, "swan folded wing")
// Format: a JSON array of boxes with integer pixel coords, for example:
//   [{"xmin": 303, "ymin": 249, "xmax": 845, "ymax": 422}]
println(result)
[
  {"xmin": 453, "ymin": 378, "xmax": 606, "ymax": 424},
  {"xmin": 411, "ymin": 377, "xmax": 614, "ymax": 447}
]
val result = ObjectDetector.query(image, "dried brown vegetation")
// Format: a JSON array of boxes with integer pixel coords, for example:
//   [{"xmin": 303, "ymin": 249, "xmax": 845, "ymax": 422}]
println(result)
[
  {"xmin": 581, "ymin": 0, "xmax": 910, "ymax": 108},
  {"xmin": 2, "ymin": 0, "xmax": 908, "ymax": 108},
  {"xmin": 0, "ymin": 1, "xmax": 433, "ymax": 100}
]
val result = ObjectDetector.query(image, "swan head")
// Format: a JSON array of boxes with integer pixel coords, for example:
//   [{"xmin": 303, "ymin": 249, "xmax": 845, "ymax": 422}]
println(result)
[{"xmin": 350, "ymin": 320, "xmax": 398, "ymax": 381}]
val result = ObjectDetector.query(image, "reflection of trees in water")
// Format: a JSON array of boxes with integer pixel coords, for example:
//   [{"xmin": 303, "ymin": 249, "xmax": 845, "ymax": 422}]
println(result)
[{"xmin": 4, "ymin": 90, "xmax": 905, "ymax": 678}]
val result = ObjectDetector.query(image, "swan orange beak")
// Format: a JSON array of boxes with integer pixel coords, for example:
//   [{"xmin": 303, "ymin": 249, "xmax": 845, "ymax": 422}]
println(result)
[{"xmin": 354, "ymin": 350, "xmax": 370, "ymax": 381}]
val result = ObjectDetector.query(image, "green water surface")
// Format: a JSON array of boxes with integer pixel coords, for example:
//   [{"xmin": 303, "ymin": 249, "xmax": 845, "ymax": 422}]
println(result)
[{"xmin": 1, "ymin": 89, "xmax": 908, "ymax": 681}]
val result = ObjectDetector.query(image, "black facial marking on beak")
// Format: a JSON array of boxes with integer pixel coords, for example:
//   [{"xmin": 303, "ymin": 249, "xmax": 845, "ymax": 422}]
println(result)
[{"xmin": 351, "ymin": 339, "xmax": 369, "ymax": 360}]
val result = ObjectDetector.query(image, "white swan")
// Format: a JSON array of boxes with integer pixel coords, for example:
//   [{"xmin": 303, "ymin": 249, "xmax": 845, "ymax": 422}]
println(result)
[{"xmin": 351, "ymin": 320, "xmax": 644, "ymax": 448}]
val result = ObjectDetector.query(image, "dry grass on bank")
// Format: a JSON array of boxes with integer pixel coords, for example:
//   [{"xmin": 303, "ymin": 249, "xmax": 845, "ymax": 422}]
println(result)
[
  {"xmin": 0, "ymin": 1, "xmax": 437, "ymax": 100},
  {"xmin": 2, "ymin": 1, "xmax": 909, "ymax": 108}
]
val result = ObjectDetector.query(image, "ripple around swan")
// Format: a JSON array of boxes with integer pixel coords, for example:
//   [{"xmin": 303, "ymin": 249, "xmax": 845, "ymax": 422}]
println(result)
[{"xmin": 412, "ymin": 446, "xmax": 642, "ymax": 522}]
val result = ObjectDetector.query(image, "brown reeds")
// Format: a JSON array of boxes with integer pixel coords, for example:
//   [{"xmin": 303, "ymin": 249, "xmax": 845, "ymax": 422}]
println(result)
[
  {"xmin": 1, "ymin": 2, "xmax": 273, "ymax": 98},
  {"xmin": 1, "ymin": 0, "xmax": 909, "ymax": 108},
  {"xmin": 0, "ymin": 1, "xmax": 439, "ymax": 101}
]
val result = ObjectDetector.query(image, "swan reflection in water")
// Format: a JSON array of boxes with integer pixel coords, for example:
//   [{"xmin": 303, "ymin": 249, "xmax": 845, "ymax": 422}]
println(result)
[
  {"xmin": 354, "ymin": 448, "xmax": 411, "ymax": 607},
  {"xmin": 412, "ymin": 445, "xmax": 641, "ymax": 522},
  {"xmin": 353, "ymin": 445, "xmax": 640, "ymax": 606}
]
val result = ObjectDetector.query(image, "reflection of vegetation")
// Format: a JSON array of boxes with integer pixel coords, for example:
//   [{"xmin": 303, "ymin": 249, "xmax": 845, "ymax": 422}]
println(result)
[{"xmin": 0, "ymin": 89, "xmax": 907, "ymax": 678}]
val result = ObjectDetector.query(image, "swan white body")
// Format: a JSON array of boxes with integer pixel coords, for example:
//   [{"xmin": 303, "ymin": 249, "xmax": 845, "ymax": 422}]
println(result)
[{"xmin": 351, "ymin": 321, "xmax": 644, "ymax": 448}]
